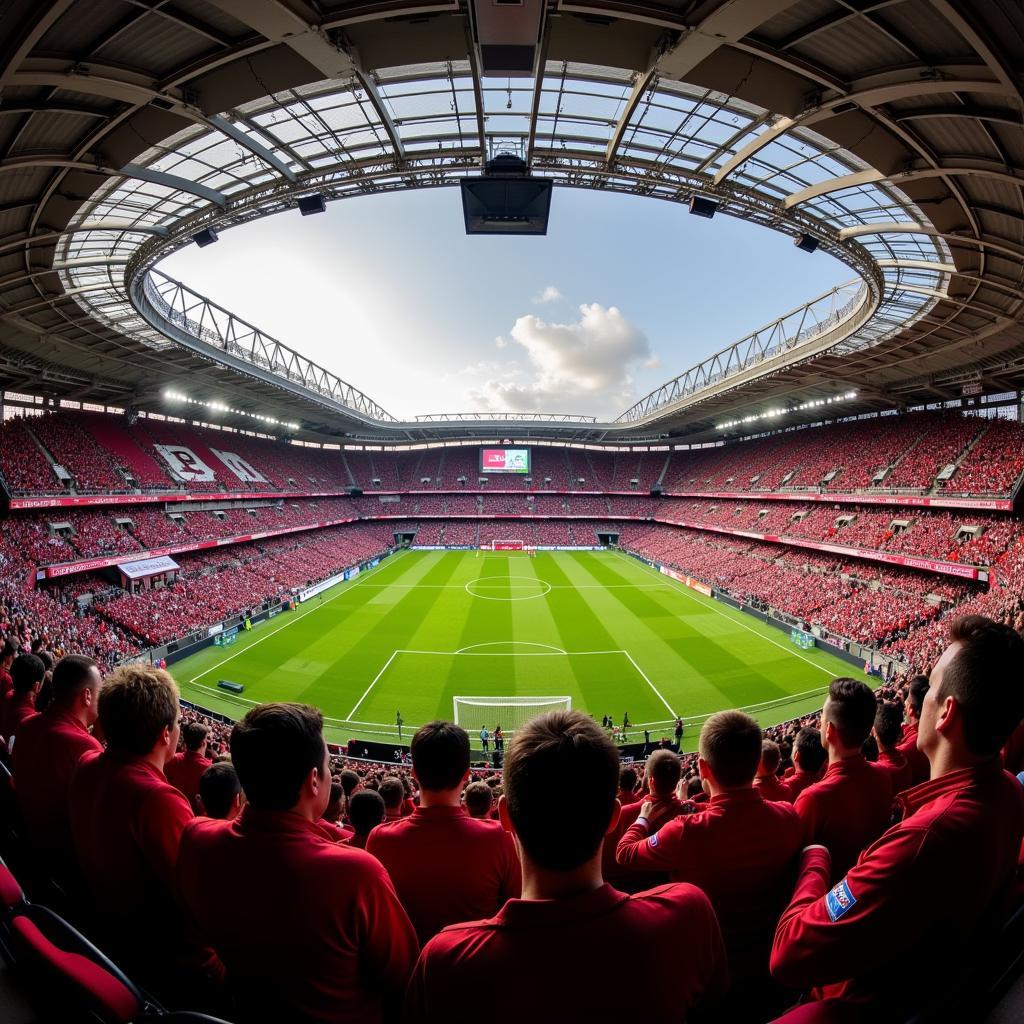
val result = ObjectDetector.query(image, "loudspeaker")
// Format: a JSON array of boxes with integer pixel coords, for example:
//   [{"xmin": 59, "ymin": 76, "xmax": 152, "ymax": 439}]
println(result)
[
  {"xmin": 650, "ymin": 484, "xmax": 664, "ymax": 497},
  {"xmin": 348, "ymin": 486, "xmax": 363, "ymax": 497},
  {"xmin": 688, "ymin": 196, "xmax": 717, "ymax": 219},
  {"xmin": 297, "ymin": 194, "xmax": 326, "ymax": 216},
  {"xmin": 794, "ymin": 233, "xmax": 819, "ymax": 253},
  {"xmin": 192, "ymin": 227, "xmax": 218, "ymax": 247}
]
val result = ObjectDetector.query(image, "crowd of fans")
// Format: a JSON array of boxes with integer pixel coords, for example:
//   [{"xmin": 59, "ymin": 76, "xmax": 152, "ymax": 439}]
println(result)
[
  {"xmin": 2, "ymin": 408, "xmax": 1023, "ymax": 501},
  {"xmin": 1, "ymin": 614, "xmax": 1021, "ymax": 1023}
]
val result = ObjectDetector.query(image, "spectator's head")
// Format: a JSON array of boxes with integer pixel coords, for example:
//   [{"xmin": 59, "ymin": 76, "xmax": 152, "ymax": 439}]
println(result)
[
  {"xmin": 501, "ymin": 710, "xmax": 619, "ymax": 873},
  {"xmin": 873, "ymin": 702, "xmax": 905, "ymax": 752},
  {"xmin": 697, "ymin": 711, "xmax": 762, "ymax": 791},
  {"xmin": 98, "ymin": 664, "xmax": 180, "ymax": 765},
  {"xmin": 10, "ymin": 653, "xmax": 45, "ymax": 697},
  {"xmin": 821, "ymin": 678, "xmax": 877, "ymax": 755},
  {"xmin": 905, "ymin": 674, "xmax": 929, "ymax": 725},
  {"xmin": 645, "ymin": 749, "xmax": 682, "ymax": 797},
  {"xmin": 411, "ymin": 721, "xmax": 470, "ymax": 797},
  {"xmin": 1, "ymin": 638, "xmax": 15, "ymax": 669},
  {"xmin": 379, "ymin": 776, "xmax": 405, "ymax": 813},
  {"xmin": 198, "ymin": 761, "xmax": 242, "ymax": 820},
  {"xmin": 348, "ymin": 790, "xmax": 385, "ymax": 838},
  {"xmin": 793, "ymin": 727, "xmax": 827, "ymax": 774},
  {"xmin": 758, "ymin": 739, "xmax": 781, "ymax": 778},
  {"xmin": 920, "ymin": 616, "xmax": 1024, "ymax": 764},
  {"xmin": 685, "ymin": 774, "xmax": 705, "ymax": 799},
  {"xmin": 323, "ymin": 781, "xmax": 345, "ymax": 824},
  {"xmin": 463, "ymin": 780, "xmax": 492, "ymax": 819},
  {"xmin": 181, "ymin": 721, "xmax": 209, "ymax": 755},
  {"xmin": 50, "ymin": 655, "xmax": 102, "ymax": 725},
  {"xmin": 618, "ymin": 766, "xmax": 638, "ymax": 795},
  {"xmin": 231, "ymin": 703, "xmax": 330, "ymax": 818},
  {"xmin": 339, "ymin": 769, "xmax": 360, "ymax": 798}
]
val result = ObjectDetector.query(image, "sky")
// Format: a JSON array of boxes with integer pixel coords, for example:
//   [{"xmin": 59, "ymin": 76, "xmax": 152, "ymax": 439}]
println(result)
[{"xmin": 162, "ymin": 186, "xmax": 849, "ymax": 422}]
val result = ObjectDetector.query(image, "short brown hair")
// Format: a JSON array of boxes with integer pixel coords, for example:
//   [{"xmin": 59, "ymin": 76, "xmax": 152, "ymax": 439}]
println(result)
[
  {"xmin": 759, "ymin": 739, "xmax": 781, "ymax": 775},
  {"xmin": 463, "ymin": 780, "xmax": 493, "ymax": 818},
  {"xmin": 504, "ymin": 710, "xmax": 619, "ymax": 871},
  {"xmin": 51, "ymin": 655, "xmax": 99, "ymax": 704},
  {"xmin": 645, "ymin": 749, "xmax": 682, "ymax": 796},
  {"xmin": 231, "ymin": 703, "xmax": 326, "ymax": 811},
  {"xmin": 98, "ymin": 664, "xmax": 179, "ymax": 756},
  {"xmin": 378, "ymin": 776, "xmax": 405, "ymax": 811},
  {"xmin": 699, "ymin": 711, "xmax": 762, "ymax": 787},
  {"xmin": 939, "ymin": 616, "xmax": 1024, "ymax": 757},
  {"xmin": 825, "ymin": 678, "xmax": 877, "ymax": 749},
  {"xmin": 181, "ymin": 721, "xmax": 209, "ymax": 751},
  {"xmin": 411, "ymin": 721, "xmax": 470, "ymax": 791}
]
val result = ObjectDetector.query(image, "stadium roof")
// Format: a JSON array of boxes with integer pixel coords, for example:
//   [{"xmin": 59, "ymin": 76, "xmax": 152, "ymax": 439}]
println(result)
[{"xmin": 1, "ymin": 0, "xmax": 1022, "ymax": 446}]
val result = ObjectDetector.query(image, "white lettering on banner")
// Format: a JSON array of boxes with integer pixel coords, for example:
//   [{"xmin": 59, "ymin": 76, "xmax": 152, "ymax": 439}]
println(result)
[
  {"xmin": 211, "ymin": 448, "xmax": 268, "ymax": 484},
  {"xmin": 154, "ymin": 444, "xmax": 216, "ymax": 483}
]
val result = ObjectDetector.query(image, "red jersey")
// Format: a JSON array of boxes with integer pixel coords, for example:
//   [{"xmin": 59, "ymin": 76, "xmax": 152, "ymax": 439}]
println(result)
[
  {"xmin": 754, "ymin": 773, "xmax": 792, "ymax": 803},
  {"xmin": 772, "ymin": 761, "xmax": 1024, "ymax": 1021},
  {"xmin": 1001, "ymin": 720, "xmax": 1024, "ymax": 775},
  {"xmin": 405, "ymin": 883, "xmax": 726, "ymax": 1023},
  {"xmin": 782, "ymin": 769, "xmax": 823, "ymax": 803},
  {"xmin": 69, "ymin": 750, "xmax": 216, "ymax": 985},
  {"xmin": 896, "ymin": 723, "xmax": 929, "ymax": 786},
  {"xmin": 164, "ymin": 750, "xmax": 212, "ymax": 810},
  {"xmin": 12, "ymin": 707, "xmax": 102, "ymax": 857},
  {"xmin": 0, "ymin": 668, "xmax": 12, "ymax": 699},
  {"xmin": 602, "ymin": 794, "xmax": 682, "ymax": 892},
  {"xmin": 0, "ymin": 692, "xmax": 37, "ymax": 742},
  {"xmin": 616, "ymin": 787, "xmax": 803, "ymax": 977},
  {"xmin": 794, "ymin": 755, "xmax": 893, "ymax": 880},
  {"xmin": 178, "ymin": 806, "xmax": 418, "ymax": 1024},
  {"xmin": 366, "ymin": 805, "xmax": 520, "ymax": 944},
  {"xmin": 875, "ymin": 750, "xmax": 913, "ymax": 794}
]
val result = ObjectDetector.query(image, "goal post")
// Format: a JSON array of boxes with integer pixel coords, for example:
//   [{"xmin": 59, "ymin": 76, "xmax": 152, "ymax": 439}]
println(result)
[
  {"xmin": 491, "ymin": 540, "xmax": 523, "ymax": 551},
  {"xmin": 454, "ymin": 696, "xmax": 572, "ymax": 737}
]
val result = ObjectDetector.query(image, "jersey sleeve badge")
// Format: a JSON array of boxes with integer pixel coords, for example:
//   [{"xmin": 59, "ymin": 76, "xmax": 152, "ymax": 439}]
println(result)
[{"xmin": 825, "ymin": 878, "xmax": 857, "ymax": 922}]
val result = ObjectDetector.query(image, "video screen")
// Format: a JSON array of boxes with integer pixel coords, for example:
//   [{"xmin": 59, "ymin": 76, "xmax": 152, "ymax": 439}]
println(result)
[{"xmin": 480, "ymin": 448, "xmax": 531, "ymax": 474}]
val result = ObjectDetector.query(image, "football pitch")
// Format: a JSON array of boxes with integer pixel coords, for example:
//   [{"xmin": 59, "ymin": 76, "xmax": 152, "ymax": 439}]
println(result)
[{"xmin": 172, "ymin": 549, "xmax": 858, "ymax": 752}]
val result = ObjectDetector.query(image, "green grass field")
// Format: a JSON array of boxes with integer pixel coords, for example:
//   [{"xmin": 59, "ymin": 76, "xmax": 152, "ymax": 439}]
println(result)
[{"xmin": 172, "ymin": 549, "xmax": 858, "ymax": 752}]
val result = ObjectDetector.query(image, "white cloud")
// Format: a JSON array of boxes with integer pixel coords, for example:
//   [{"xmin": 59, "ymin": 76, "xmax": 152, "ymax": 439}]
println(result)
[
  {"xmin": 465, "ymin": 303, "xmax": 656, "ymax": 419},
  {"xmin": 533, "ymin": 285, "xmax": 562, "ymax": 304}
]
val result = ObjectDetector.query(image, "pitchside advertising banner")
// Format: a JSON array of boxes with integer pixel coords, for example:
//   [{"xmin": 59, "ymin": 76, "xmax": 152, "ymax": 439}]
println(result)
[
  {"xmin": 658, "ymin": 564, "xmax": 713, "ymax": 596},
  {"xmin": 480, "ymin": 448, "xmax": 531, "ymax": 474}
]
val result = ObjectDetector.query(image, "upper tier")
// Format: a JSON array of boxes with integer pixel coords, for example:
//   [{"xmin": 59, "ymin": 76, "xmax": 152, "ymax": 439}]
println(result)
[{"xmin": 2, "ymin": 408, "xmax": 1022, "ymax": 509}]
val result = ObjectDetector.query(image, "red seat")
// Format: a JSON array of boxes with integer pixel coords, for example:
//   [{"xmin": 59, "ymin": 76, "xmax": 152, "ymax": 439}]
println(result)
[{"xmin": 10, "ymin": 905, "xmax": 145, "ymax": 1023}]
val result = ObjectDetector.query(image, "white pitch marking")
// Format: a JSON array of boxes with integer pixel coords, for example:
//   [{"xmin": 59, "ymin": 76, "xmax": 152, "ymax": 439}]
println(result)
[
  {"xmin": 187, "ymin": 549, "xmax": 410, "ymax": 685},
  {"xmin": 612, "ymin": 550, "xmax": 834, "ymax": 678},
  {"xmin": 346, "ymin": 650, "xmax": 401, "ymax": 720},
  {"xmin": 454, "ymin": 641, "xmax": 568, "ymax": 655},
  {"xmin": 621, "ymin": 650, "xmax": 678, "ymax": 719}
]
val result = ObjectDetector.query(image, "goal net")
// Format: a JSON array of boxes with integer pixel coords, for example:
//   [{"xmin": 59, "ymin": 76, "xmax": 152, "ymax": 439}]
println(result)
[
  {"xmin": 453, "ymin": 696, "xmax": 572, "ymax": 737},
  {"xmin": 491, "ymin": 540, "xmax": 524, "ymax": 551}
]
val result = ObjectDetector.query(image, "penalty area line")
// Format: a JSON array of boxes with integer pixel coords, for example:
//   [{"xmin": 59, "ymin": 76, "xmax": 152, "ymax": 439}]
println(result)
[
  {"xmin": 621, "ymin": 650, "xmax": 677, "ymax": 719},
  {"xmin": 347, "ymin": 650, "xmax": 400, "ymax": 721}
]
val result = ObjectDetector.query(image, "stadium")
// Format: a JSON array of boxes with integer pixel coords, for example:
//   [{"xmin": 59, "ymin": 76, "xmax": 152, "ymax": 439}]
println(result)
[{"xmin": 0, "ymin": 1, "xmax": 1023, "ymax": 1021}]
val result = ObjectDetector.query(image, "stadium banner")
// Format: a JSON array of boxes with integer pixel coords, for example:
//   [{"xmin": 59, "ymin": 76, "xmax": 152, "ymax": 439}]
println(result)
[
  {"xmin": 153, "ymin": 444, "xmax": 217, "ymax": 483},
  {"xmin": 10, "ymin": 488, "xmax": 356, "ymax": 511},
  {"xmin": 658, "ymin": 565, "xmax": 713, "ymax": 596},
  {"xmin": 207, "ymin": 622, "xmax": 224, "ymax": 638},
  {"xmin": 210, "ymin": 448, "xmax": 268, "ymax": 484},
  {"xmin": 117, "ymin": 554, "xmax": 180, "ymax": 580},
  {"xmin": 300, "ymin": 570, "xmax": 347, "ymax": 602},
  {"xmin": 656, "ymin": 517, "xmax": 986, "ymax": 582},
  {"xmin": 665, "ymin": 490, "xmax": 1013, "ymax": 513},
  {"xmin": 38, "ymin": 514, "xmax": 360, "ymax": 580}
]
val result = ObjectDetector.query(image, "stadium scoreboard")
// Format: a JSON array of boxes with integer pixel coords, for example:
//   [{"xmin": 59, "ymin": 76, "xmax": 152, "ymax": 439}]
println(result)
[{"xmin": 479, "ymin": 447, "xmax": 531, "ymax": 474}]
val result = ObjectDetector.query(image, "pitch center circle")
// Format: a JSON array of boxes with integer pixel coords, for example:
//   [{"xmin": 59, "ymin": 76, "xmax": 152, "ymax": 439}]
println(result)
[{"xmin": 464, "ymin": 576, "xmax": 552, "ymax": 602}]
